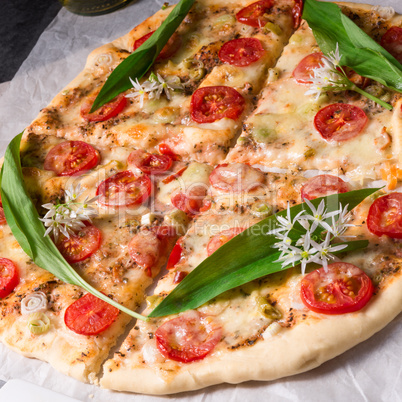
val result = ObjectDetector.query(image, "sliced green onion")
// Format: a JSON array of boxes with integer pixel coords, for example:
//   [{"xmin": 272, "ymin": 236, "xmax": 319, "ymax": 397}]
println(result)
[
  {"xmin": 250, "ymin": 202, "xmax": 272, "ymax": 218},
  {"xmin": 21, "ymin": 292, "xmax": 48, "ymax": 315},
  {"xmin": 214, "ymin": 14, "xmax": 236, "ymax": 29},
  {"xmin": 28, "ymin": 312, "xmax": 50, "ymax": 335},
  {"xmin": 263, "ymin": 22, "xmax": 282, "ymax": 36},
  {"xmin": 257, "ymin": 296, "xmax": 282, "ymax": 320},
  {"xmin": 365, "ymin": 84, "xmax": 385, "ymax": 98},
  {"xmin": 146, "ymin": 295, "xmax": 163, "ymax": 310},
  {"xmin": 165, "ymin": 209, "xmax": 190, "ymax": 234}
]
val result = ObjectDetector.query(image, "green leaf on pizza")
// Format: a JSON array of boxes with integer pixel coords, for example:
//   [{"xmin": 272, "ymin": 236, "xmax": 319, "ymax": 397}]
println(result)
[
  {"xmin": 302, "ymin": 0, "xmax": 402, "ymax": 94},
  {"xmin": 0, "ymin": 133, "xmax": 148, "ymax": 321},
  {"xmin": 90, "ymin": 0, "xmax": 195, "ymax": 112},
  {"xmin": 149, "ymin": 188, "xmax": 378, "ymax": 318}
]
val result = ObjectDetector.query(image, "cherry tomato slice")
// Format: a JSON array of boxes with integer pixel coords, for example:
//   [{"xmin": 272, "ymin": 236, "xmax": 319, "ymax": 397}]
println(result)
[
  {"xmin": 152, "ymin": 224, "xmax": 177, "ymax": 257},
  {"xmin": 96, "ymin": 171, "xmax": 152, "ymax": 207},
  {"xmin": 44, "ymin": 141, "xmax": 100, "ymax": 176},
  {"xmin": 0, "ymin": 208, "xmax": 5, "ymax": 225},
  {"xmin": 199, "ymin": 198, "xmax": 212, "ymax": 213},
  {"xmin": 80, "ymin": 94, "xmax": 127, "ymax": 122},
  {"xmin": 207, "ymin": 227, "xmax": 246, "ymax": 256},
  {"xmin": 381, "ymin": 26, "xmax": 402, "ymax": 64},
  {"xmin": 56, "ymin": 224, "xmax": 102, "ymax": 263},
  {"xmin": 134, "ymin": 31, "xmax": 182, "ymax": 60},
  {"xmin": 128, "ymin": 150, "xmax": 173, "ymax": 175},
  {"xmin": 345, "ymin": 68, "xmax": 370, "ymax": 89},
  {"xmin": 190, "ymin": 86, "xmax": 245, "ymax": 124},
  {"xmin": 159, "ymin": 143, "xmax": 180, "ymax": 161},
  {"xmin": 162, "ymin": 166, "xmax": 187, "ymax": 185},
  {"xmin": 367, "ymin": 193, "xmax": 402, "ymax": 239},
  {"xmin": 300, "ymin": 175, "xmax": 350, "ymax": 200},
  {"xmin": 155, "ymin": 311, "xmax": 222, "ymax": 363},
  {"xmin": 236, "ymin": 0, "xmax": 274, "ymax": 28},
  {"xmin": 128, "ymin": 230, "xmax": 161, "ymax": 276},
  {"xmin": 173, "ymin": 271, "xmax": 187, "ymax": 284},
  {"xmin": 0, "ymin": 258, "xmax": 19, "ymax": 298},
  {"xmin": 292, "ymin": 0, "xmax": 303, "ymax": 28},
  {"xmin": 314, "ymin": 103, "xmax": 368, "ymax": 142},
  {"xmin": 292, "ymin": 52, "xmax": 324, "ymax": 84},
  {"xmin": 0, "ymin": 195, "xmax": 6, "ymax": 225},
  {"xmin": 209, "ymin": 163, "xmax": 265, "ymax": 193},
  {"xmin": 152, "ymin": 225, "xmax": 177, "ymax": 241},
  {"xmin": 171, "ymin": 185, "xmax": 207, "ymax": 215},
  {"xmin": 166, "ymin": 239, "xmax": 183, "ymax": 269},
  {"xmin": 219, "ymin": 38, "xmax": 265, "ymax": 67},
  {"xmin": 300, "ymin": 262, "xmax": 374, "ymax": 315},
  {"xmin": 64, "ymin": 293, "xmax": 119, "ymax": 335}
]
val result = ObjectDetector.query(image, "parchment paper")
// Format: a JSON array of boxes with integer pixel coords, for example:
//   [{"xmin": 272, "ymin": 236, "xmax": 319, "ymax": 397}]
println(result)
[{"xmin": 0, "ymin": 0, "xmax": 401, "ymax": 401}]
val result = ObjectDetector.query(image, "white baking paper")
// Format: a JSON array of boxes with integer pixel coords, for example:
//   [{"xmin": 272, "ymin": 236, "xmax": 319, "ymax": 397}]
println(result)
[{"xmin": 0, "ymin": 0, "xmax": 401, "ymax": 400}]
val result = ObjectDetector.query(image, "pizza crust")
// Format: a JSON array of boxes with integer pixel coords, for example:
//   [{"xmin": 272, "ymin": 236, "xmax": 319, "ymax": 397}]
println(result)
[
  {"xmin": 2, "ymin": 313, "xmax": 132, "ymax": 383},
  {"xmin": 2, "ymin": 0, "xmax": 402, "ymax": 396},
  {"xmin": 101, "ymin": 272, "xmax": 402, "ymax": 394}
]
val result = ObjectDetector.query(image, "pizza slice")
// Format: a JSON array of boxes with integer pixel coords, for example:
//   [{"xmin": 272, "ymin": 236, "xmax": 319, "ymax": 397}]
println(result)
[
  {"xmin": 24, "ymin": 0, "xmax": 296, "ymax": 164},
  {"xmin": 0, "ymin": 132, "xmax": 220, "ymax": 382},
  {"xmin": 101, "ymin": 165, "xmax": 402, "ymax": 394},
  {"xmin": 226, "ymin": 4, "xmax": 402, "ymax": 184}
]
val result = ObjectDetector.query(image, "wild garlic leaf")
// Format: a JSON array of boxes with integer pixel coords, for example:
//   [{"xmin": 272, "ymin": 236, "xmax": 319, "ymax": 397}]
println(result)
[
  {"xmin": 303, "ymin": 0, "xmax": 402, "ymax": 92},
  {"xmin": 0, "ymin": 133, "xmax": 148, "ymax": 321},
  {"xmin": 149, "ymin": 188, "xmax": 378, "ymax": 318},
  {"xmin": 90, "ymin": 0, "xmax": 195, "ymax": 112}
]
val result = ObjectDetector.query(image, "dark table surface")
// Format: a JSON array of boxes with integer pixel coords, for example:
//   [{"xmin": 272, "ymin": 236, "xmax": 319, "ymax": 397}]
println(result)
[{"xmin": 0, "ymin": 0, "xmax": 62, "ymax": 83}]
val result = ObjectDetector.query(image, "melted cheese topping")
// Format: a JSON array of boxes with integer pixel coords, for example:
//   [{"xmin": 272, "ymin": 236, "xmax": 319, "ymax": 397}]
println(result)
[
  {"xmin": 24, "ymin": 0, "xmax": 294, "ymax": 165},
  {"xmin": 227, "ymin": 21, "xmax": 402, "ymax": 181}
]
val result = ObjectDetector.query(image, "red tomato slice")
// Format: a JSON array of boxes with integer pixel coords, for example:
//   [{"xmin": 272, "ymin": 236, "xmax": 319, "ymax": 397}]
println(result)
[
  {"xmin": 44, "ymin": 141, "xmax": 100, "ymax": 176},
  {"xmin": 166, "ymin": 239, "xmax": 183, "ymax": 269},
  {"xmin": 159, "ymin": 143, "xmax": 180, "ymax": 161},
  {"xmin": 96, "ymin": 171, "xmax": 152, "ymax": 207},
  {"xmin": 345, "ymin": 68, "xmax": 370, "ymax": 89},
  {"xmin": 134, "ymin": 31, "xmax": 182, "ymax": 60},
  {"xmin": 236, "ymin": 0, "xmax": 274, "ymax": 28},
  {"xmin": 314, "ymin": 103, "xmax": 368, "ymax": 142},
  {"xmin": 152, "ymin": 225, "xmax": 177, "ymax": 241},
  {"xmin": 171, "ymin": 185, "xmax": 207, "ymax": 215},
  {"xmin": 381, "ymin": 26, "xmax": 402, "ymax": 64},
  {"xmin": 209, "ymin": 163, "xmax": 265, "ymax": 193},
  {"xmin": 301, "ymin": 175, "xmax": 350, "ymax": 201},
  {"xmin": 292, "ymin": 52, "xmax": 324, "ymax": 84},
  {"xmin": 0, "ymin": 208, "xmax": 5, "ymax": 225},
  {"xmin": 190, "ymin": 86, "xmax": 245, "ymax": 124},
  {"xmin": 207, "ymin": 227, "xmax": 246, "ymax": 256},
  {"xmin": 128, "ymin": 150, "xmax": 172, "ymax": 175},
  {"xmin": 292, "ymin": 0, "xmax": 303, "ymax": 28},
  {"xmin": 128, "ymin": 230, "xmax": 161, "ymax": 276},
  {"xmin": 218, "ymin": 38, "xmax": 265, "ymax": 67},
  {"xmin": 367, "ymin": 193, "xmax": 402, "ymax": 239},
  {"xmin": 162, "ymin": 166, "xmax": 187, "ymax": 185},
  {"xmin": 173, "ymin": 271, "xmax": 188, "ymax": 284},
  {"xmin": 199, "ymin": 198, "xmax": 212, "ymax": 213},
  {"xmin": 0, "ymin": 258, "xmax": 19, "ymax": 298},
  {"xmin": 56, "ymin": 224, "xmax": 102, "ymax": 263},
  {"xmin": 300, "ymin": 262, "xmax": 374, "ymax": 315},
  {"xmin": 0, "ymin": 195, "xmax": 6, "ymax": 225},
  {"xmin": 80, "ymin": 94, "xmax": 127, "ymax": 122},
  {"xmin": 155, "ymin": 311, "xmax": 222, "ymax": 363},
  {"xmin": 152, "ymin": 224, "xmax": 177, "ymax": 256},
  {"xmin": 64, "ymin": 293, "xmax": 119, "ymax": 335}
]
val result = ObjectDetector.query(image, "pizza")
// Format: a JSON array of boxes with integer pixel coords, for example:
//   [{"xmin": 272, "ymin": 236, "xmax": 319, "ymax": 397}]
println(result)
[
  {"xmin": 0, "ymin": 0, "xmax": 402, "ymax": 396},
  {"xmin": 25, "ymin": 0, "xmax": 294, "ymax": 165},
  {"xmin": 226, "ymin": 4, "xmax": 402, "ymax": 181}
]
